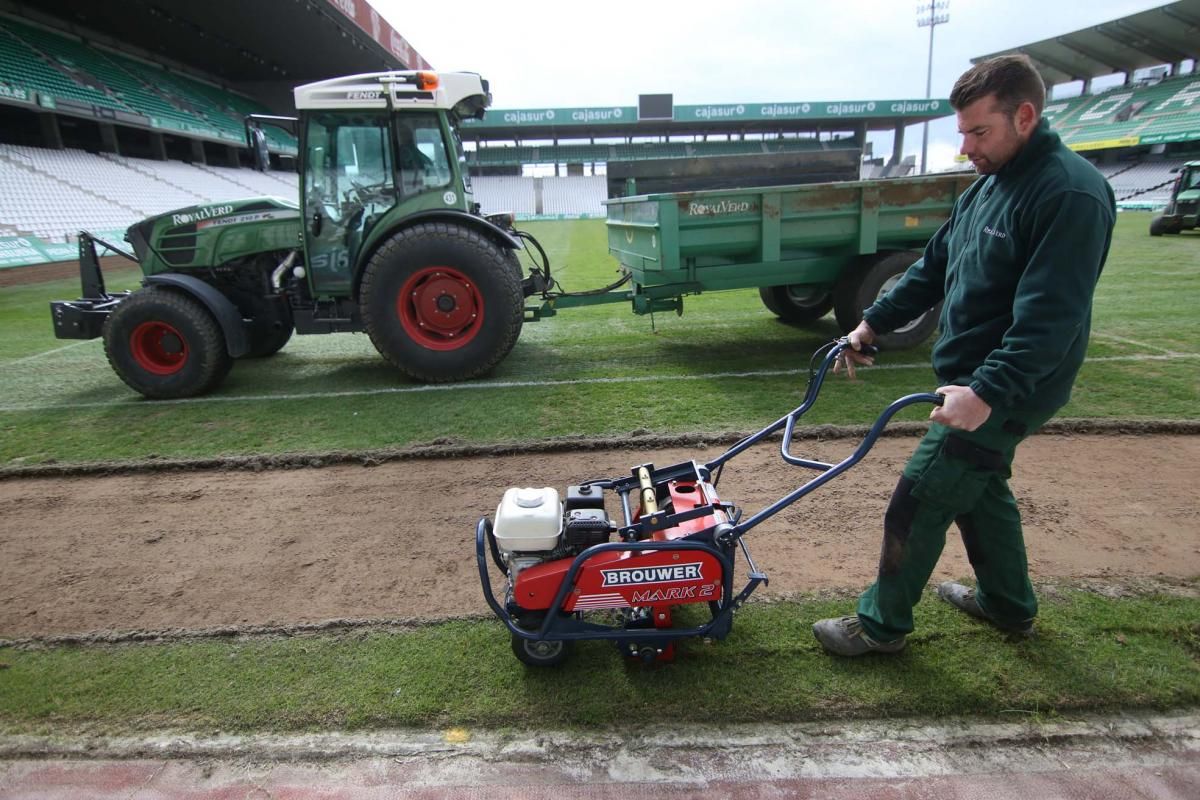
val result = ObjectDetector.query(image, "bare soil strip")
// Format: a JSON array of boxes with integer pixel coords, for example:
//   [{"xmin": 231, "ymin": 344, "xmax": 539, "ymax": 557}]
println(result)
[{"xmin": 1, "ymin": 432, "xmax": 1197, "ymax": 640}]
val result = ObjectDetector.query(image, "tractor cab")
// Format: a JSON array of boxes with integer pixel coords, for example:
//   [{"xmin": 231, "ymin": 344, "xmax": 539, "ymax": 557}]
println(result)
[
  {"xmin": 1176, "ymin": 162, "xmax": 1200, "ymax": 200},
  {"xmin": 251, "ymin": 71, "xmax": 493, "ymax": 294}
]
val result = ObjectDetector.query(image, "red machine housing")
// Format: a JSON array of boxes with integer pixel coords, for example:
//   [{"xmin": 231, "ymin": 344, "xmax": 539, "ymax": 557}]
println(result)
[{"xmin": 512, "ymin": 479, "xmax": 729, "ymax": 660}]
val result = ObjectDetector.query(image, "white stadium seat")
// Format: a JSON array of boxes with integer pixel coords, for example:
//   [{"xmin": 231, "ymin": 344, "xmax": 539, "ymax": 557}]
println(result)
[{"xmin": 0, "ymin": 144, "xmax": 298, "ymax": 242}]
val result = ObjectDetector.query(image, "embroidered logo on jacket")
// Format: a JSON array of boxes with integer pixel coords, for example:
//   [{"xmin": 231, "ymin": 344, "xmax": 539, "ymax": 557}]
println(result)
[{"xmin": 983, "ymin": 225, "xmax": 1008, "ymax": 239}]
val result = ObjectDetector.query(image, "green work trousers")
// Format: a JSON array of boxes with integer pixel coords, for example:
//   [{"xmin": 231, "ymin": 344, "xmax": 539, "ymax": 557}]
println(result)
[{"xmin": 856, "ymin": 405, "xmax": 1057, "ymax": 643}]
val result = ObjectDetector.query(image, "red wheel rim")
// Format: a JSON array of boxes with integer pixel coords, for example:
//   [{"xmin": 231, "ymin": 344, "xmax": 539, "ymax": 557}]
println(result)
[
  {"xmin": 397, "ymin": 266, "xmax": 484, "ymax": 351},
  {"xmin": 130, "ymin": 321, "xmax": 188, "ymax": 375}
]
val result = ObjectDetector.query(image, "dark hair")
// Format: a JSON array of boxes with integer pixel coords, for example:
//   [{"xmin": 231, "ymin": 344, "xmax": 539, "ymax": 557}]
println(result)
[{"xmin": 950, "ymin": 54, "xmax": 1046, "ymax": 118}]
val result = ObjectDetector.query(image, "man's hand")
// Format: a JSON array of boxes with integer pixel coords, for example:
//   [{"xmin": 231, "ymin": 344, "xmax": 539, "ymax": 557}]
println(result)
[
  {"xmin": 931, "ymin": 385, "xmax": 992, "ymax": 431},
  {"xmin": 834, "ymin": 321, "xmax": 877, "ymax": 380}
]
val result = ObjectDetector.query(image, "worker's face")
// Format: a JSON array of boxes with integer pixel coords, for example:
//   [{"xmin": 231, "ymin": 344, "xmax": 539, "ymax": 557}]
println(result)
[{"xmin": 956, "ymin": 95, "xmax": 1037, "ymax": 174}]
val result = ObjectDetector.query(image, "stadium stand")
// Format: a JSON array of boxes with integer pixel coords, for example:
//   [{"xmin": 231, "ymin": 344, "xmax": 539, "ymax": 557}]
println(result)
[
  {"xmin": 0, "ymin": 148, "xmax": 137, "ymax": 240},
  {"xmin": 466, "ymin": 137, "xmax": 835, "ymax": 168},
  {"xmin": 1053, "ymin": 73, "xmax": 1200, "ymax": 147},
  {"xmin": 0, "ymin": 15, "xmax": 296, "ymax": 151},
  {"xmin": 471, "ymin": 176, "xmax": 537, "ymax": 216},
  {"xmin": 0, "ymin": 143, "xmax": 613, "ymax": 244},
  {"xmin": 0, "ymin": 21, "xmax": 127, "ymax": 112},
  {"xmin": 1105, "ymin": 158, "xmax": 1188, "ymax": 200},
  {"xmin": 0, "ymin": 144, "xmax": 297, "ymax": 241},
  {"xmin": 540, "ymin": 176, "xmax": 607, "ymax": 216}
]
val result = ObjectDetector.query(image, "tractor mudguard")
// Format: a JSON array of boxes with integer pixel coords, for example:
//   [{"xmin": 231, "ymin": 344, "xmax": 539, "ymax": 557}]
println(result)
[
  {"xmin": 143, "ymin": 273, "xmax": 249, "ymax": 358},
  {"xmin": 398, "ymin": 209, "xmax": 522, "ymax": 249}
]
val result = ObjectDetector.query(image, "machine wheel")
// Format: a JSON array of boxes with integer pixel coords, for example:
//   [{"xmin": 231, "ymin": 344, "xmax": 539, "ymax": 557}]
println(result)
[
  {"xmin": 758, "ymin": 284, "xmax": 834, "ymax": 323},
  {"xmin": 511, "ymin": 633, "xmax": 573, "ymax": 667},
  {"xmin": 243, "ymin": 296, "xmax": 294, "ymax": 358},
  {"xmin": 1149, "ymin": 215, "xmax": 1167, "ymax": 236},
  {"xmin": 833, "ymin": 250, "xmax": 941, "ymax": 350},
  {"xmin": 102, "ymin": 286, "xmax": 232, "ymax": 399},
  {"xmin": 360, "ymin": 222, "xmax": 524, "ymax": 382}
]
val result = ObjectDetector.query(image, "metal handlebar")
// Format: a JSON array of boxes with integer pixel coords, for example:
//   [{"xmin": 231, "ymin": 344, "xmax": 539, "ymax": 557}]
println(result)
[{"xmin": 704, "ymin": 338, "xmax": 945, "ymax": 542}]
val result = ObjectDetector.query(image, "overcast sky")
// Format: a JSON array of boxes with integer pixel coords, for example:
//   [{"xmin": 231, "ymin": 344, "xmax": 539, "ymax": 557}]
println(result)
[{"xmin": 373, "ymin": 0, "xmax": 1183, "ymax": 171}]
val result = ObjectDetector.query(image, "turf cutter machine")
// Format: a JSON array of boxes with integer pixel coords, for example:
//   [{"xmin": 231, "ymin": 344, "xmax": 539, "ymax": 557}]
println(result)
[{"xmin": 477, "ymin": 339, "xmax": 945, "ymax": 666}]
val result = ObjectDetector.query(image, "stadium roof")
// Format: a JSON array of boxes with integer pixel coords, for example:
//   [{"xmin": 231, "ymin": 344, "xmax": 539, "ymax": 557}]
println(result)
[
  {"xmin": 7, "ymin": 0, "xmax": 430, "ymax": 84},
  {"xmin": 974, "ymin": 0, "xmax": 1200, "ymax": 86}
]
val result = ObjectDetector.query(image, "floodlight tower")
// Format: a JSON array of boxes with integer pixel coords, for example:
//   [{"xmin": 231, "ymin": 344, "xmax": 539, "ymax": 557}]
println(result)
[{"xmin": 917, "ymin": 1, "xmax": 950, "ymax": 175}]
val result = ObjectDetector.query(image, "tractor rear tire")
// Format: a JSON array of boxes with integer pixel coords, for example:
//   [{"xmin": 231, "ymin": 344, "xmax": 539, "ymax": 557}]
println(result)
[
  {"xmin": 360, "ymin": 222, "xmax": 523, "ymax": 382},
  {"xmin": 103, "ymin": 286, "xmax": 232, "ymax": 399},
  {"xmin": 833, "ymin": 250, "xmax": 941, "ymax": 350},
  {"xmin": 759, "ymin": 284, "xmax": 834, "ymax": 323}
]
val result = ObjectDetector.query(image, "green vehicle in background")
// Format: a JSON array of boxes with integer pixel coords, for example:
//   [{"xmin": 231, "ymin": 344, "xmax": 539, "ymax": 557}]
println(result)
[
  {"xmin": 52, "ymin": 70, "xmax": 539, "ymax": 399},
  {"xmin": 51, "ymin": 68, "xmax": 975, "ymax": 399},
  {"xmin": 1149, "ymin": 160, "xmax": 1200, "ymax": 236}
]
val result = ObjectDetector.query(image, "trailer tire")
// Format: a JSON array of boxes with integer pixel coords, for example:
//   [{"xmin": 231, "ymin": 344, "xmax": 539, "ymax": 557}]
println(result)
[
  {"xmin": 360, "ymin": 222, "xmax": 524, "ymax": 382},
  {"xmin": 833, "ymin": 250, "xmax": 940, "ymax": 350},
  {"xmin": 103, "ymin": 286, "xmax": 232, "ymax": 399},
  {"xmin": 758, "ymin": 285, "xmax": 834, "ymax": 323}
]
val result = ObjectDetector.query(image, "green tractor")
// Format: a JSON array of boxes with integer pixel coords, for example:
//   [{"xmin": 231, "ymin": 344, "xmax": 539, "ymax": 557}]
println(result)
[
  {"xmin": 51, "ymin": 71, "xmax": 548, "ymax": 399},
  {"xmin": 1149, "ymin": 160, "xmax": 1200, "ymax": 236}
]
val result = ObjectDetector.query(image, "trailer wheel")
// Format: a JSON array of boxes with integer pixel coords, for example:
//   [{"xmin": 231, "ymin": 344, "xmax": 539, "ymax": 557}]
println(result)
[
  {"xmin": 833, "ymin": 250, "xmax": 940, "ymax": 350},
  {"xmin": 360, "ymin": 222, "xmax": 523, "ymax": 382},
  {"xmin": 758, "ymin": 285, "xmax": 834, "ymax": 323},
  {"xmin": 103, "ymin": 287, "xmax": 232, "ymax": 399},
  {"xmin": 243, "ymin": 296, "xmax": 294, "ymax": 358}
]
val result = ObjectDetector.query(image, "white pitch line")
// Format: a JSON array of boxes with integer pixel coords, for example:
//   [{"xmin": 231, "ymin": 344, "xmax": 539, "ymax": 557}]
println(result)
[
  {"xmin": 2, "ymin": 339, "xmax": 97, "ymax": 366},
  {"xmin": 0, "ymin": 351, "xmax": 1196, "ymax": 414},
  {"xmin": 1091, "ymin": 331, "xmax": 1174, "ymax": 354}
]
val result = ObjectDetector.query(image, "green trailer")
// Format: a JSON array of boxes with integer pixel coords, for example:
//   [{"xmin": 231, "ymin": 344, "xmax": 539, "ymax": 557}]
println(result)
[{"xmin": 581, "ymin": 173, "xmax": 976, "ymax": 348}]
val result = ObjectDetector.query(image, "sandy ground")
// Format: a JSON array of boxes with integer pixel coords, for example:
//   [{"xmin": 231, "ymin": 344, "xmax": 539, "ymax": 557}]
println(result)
[{"xmin": 1, "ymin": 433, "xmax": 1198, "ymax": 639}]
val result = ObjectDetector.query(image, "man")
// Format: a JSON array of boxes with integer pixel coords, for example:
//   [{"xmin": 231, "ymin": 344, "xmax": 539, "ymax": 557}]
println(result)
[{"xmin": 812, "ymin": 55, "xmax": 1116, "ymax": 656}]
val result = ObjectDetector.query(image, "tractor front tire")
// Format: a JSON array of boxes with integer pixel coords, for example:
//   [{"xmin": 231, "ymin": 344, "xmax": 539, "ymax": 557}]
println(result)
[
  {"xmin": 360, "ymin": 223, "xmax": 524, "ymax": 382},
  {"xmin": 833, "ymin": 250, "xmax": 940, "ymax": 350},
  {"xmin": 1149, "ymin": 215, "xmax": 1167, "ymax": 236},
  {"xmin": 759, "ymin": 284, "xmax": 834, "ymax": 324},
  {"xmin": 103, "ymin": 287, "xmax": 232, "ymax": 399}
]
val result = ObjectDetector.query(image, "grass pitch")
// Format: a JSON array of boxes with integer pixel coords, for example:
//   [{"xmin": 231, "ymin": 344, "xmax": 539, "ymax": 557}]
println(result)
[
  {"xmin": 2, "ymin": 588, "xmax": 1197, "ymax": 733},
  {"xmin": 1, "ymin": 211, "xmax": 1198, "ymax": 465}
]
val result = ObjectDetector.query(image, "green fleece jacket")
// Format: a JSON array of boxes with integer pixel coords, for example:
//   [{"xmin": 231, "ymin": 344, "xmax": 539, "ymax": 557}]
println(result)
[{"xmin": 864, "ymin": 119, "xmax": 1116, "ymax": 413}]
